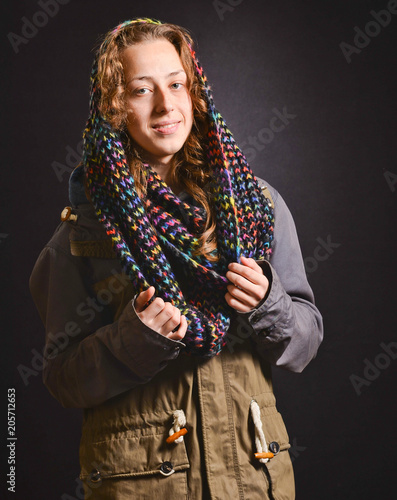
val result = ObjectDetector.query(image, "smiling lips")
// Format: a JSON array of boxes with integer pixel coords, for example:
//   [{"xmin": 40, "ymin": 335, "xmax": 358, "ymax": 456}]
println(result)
[{"xmin": 152, "ymin": 121, "xmax": 181, "ymax": 134}]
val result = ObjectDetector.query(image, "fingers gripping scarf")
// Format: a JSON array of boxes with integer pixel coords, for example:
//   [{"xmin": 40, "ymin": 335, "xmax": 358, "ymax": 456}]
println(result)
[{"xmin": 83, "ymin": 18, "xmax": 274, "ymax": 357}]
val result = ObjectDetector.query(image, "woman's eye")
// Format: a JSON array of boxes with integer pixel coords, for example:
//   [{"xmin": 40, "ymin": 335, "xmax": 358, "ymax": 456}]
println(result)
[
  {"xmin": 134, "ymin": 88, "xmax": 150, "ymax": 95},
  {"xmin": 171, "ymin": 82, "xmax": 183, "ymax": 90}
]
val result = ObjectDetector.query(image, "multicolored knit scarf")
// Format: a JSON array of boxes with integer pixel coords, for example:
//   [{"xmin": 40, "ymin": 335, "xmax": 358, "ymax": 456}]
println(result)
[{"xmin": 83, "ymin": 18, "xmax": 274, "ymax": 357}]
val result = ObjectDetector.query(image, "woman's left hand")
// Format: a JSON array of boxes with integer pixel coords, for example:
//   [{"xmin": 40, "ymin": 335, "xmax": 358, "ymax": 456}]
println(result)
[{"xmin": 225, "ymin": 256, "xmax": 269, "ymax": 313}]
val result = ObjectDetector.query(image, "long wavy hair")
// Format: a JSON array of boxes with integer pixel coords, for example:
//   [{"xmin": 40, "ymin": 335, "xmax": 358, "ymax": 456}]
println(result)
[{"xmin": 93, "ymin": 21, "xmax": 219, "ymax": 261}]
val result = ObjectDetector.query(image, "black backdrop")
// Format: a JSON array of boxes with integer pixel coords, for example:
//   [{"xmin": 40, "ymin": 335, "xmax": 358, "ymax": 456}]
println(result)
[{"xmin": 2, "ymin": 0, "xmax": 396, "ymax": 499}]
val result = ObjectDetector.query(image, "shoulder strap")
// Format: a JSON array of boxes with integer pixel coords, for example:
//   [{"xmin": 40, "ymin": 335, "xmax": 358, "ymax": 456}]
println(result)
[{"xmin": 70, "ymin": 239, "xmax": 116, "ymax": 258}]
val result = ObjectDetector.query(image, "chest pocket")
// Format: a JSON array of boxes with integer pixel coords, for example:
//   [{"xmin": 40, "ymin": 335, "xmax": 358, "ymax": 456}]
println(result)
[
  {"xmin": 92, "ymin": 272, "xmax": 136, "ymax": 321},
  {"xmin": 79, "ymin": 411, "xmax": 190, "ymax": 498},
  {"xmin": 70, "ymin": 237, "xmax": 136, "ymax": 321}
]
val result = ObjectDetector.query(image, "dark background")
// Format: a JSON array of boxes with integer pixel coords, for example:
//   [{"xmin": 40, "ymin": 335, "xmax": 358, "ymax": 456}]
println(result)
[{"xmin": 2, "ymin": 0, "xmax": 396, "ymax": 499}]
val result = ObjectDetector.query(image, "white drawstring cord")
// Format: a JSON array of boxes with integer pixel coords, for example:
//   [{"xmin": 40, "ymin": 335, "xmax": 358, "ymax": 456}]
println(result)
[
  {"xmin": 250, "ymin": 399, "xmax": 270, "ymax": 464},
  {"xmin": 168, "ymin": 409, "xmax": 186, "ymax": 444}
]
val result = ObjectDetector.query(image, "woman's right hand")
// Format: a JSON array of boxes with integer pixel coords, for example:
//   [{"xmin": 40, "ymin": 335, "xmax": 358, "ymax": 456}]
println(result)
[{"xmin": 134, "ymin": 286, "xmax": 187, "ymax": 341}]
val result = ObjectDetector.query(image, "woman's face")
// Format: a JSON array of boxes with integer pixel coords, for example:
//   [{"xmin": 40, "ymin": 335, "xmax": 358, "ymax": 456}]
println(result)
[{"xmin": 122, "ymin": 39, "xmax": 194, "ymax": 166}]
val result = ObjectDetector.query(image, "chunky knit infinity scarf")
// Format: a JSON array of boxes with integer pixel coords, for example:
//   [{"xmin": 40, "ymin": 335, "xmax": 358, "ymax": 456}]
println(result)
[{"xmin": 83, "ymin": 18, "xmax": 274, "ymax": 357}]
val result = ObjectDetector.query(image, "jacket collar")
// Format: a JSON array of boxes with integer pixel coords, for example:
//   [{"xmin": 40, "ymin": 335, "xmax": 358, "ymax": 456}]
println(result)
[{"xmin": 69, "ymin": 164, "xmax": 88, "ymax": 207}]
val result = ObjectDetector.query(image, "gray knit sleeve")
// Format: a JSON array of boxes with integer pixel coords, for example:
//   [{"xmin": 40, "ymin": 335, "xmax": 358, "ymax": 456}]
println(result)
[{"xmin": 237, "ymin": 181, "xmax": 324, "ymax": 372}]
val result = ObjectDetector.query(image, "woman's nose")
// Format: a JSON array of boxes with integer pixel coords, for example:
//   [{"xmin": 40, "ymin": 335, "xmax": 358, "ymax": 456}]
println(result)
[{"xmin": 155, "ymin": 88, "xmax": 174, "ymax": 114}]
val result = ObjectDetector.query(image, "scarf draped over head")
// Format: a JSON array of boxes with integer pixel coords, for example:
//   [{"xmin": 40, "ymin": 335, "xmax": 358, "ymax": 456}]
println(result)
[{"xmin": 83, "ymin": 17, "xmax": 274, "ymax": 357}]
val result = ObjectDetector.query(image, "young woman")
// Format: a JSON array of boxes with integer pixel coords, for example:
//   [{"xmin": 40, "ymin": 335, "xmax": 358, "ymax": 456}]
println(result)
[{"xmin": 30, "ymin": 18, "xmax": 323, "ymax": 499}]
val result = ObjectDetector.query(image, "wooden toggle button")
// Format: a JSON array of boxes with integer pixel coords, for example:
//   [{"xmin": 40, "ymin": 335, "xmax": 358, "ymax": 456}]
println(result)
[
  {"xmin": 61, "ymin": 206, "xmax": 78, "ymax": 222},
  {"xmin": 166, "ymin": 428, "xmax": 188, "ymax": 444},
  {"xmin": 255, "ymin": 452, "xmax": 275, "ymax": 460}
]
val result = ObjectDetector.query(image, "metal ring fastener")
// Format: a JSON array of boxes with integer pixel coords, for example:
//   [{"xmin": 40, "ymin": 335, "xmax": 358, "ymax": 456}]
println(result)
[{"xmin": 160, "ymin": 461, "xmax": 175, "ymax": 477}]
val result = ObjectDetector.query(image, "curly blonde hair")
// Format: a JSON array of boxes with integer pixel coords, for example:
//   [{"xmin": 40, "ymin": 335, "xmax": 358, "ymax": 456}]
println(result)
[{"xmin": 94, "ymin": 21, "xmax": 219, "ymax": 261}]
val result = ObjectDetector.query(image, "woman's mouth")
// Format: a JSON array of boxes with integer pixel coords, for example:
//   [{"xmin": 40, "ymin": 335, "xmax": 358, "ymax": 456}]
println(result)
[{"xmin": 152, "ymin": 121, "xmax": 180, "ymax": 135}]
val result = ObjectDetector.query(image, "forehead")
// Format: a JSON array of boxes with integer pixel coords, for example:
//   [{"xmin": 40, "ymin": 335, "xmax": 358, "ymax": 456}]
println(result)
[{"xmin": 121, "ymin": 39, "xmax": 184, "ymax": 79}]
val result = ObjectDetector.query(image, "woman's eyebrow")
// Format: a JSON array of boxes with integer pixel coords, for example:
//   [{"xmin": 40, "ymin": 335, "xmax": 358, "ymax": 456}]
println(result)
[{"xmin": 127, "ymin": 69, "xmax": 185, "ymax": 85}]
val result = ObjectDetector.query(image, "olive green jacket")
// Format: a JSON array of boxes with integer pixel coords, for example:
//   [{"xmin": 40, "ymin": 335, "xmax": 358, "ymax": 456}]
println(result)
[{"xmin": 30, "ymin": 177, "xmax": 323, "ymax": 499}]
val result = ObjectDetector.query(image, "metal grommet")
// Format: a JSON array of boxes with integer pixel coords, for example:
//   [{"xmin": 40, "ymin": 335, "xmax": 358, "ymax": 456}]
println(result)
[
  {"xmin": 269, "ymin": 441, "xmax": 280, "ymax": 455},
  {"xmin": 160, "ymin": 461, "xmax": 175, "ymax": 477},
  {"xmin": 88, "ymin": 468, "xmax": 102, "ymax": 484}
]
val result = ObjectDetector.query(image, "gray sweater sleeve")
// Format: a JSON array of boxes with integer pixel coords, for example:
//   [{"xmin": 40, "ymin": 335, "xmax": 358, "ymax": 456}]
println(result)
[{"xmin": 237, "ymin": 185, "xmax": 323, "ymax": 372}]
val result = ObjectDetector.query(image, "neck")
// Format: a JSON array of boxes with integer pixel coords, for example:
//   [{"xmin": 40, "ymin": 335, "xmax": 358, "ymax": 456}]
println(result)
[
  {"xmin": 150, "ymin": 160, "xmax": 172, "ymax": 183},
  {"xmin": 139, "ymin": 152, "xmax": 182, "ymax": 195}
]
